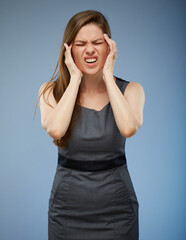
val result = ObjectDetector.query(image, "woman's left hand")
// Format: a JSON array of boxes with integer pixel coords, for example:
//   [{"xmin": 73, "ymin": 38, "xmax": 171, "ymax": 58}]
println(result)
[{"xmin": 102, "ymin": 34, "xmax": 117, "ymax": 82}]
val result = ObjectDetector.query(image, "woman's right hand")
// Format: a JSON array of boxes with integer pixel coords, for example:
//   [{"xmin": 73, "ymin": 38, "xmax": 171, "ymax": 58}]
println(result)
[{"xmin": 64, "ymin": 43, "xmax": 83, "ymax": 81}]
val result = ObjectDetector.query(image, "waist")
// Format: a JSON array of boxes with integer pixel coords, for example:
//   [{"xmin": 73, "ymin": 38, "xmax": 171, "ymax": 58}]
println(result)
[{"xmin": 58, "ymin": 153, "xmax": 126, "ymax": 172}]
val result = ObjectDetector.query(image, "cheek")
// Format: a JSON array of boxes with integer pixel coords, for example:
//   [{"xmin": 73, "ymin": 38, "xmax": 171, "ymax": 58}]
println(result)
[
  {"xmin": 100, "ymin": 46, "xmax": 108, "ymax": 62},
  {"xmin": 71, "ymin": 48, "xmax": 78, "ymax": 62},
  {"xmin": 102, "ymin": 43, "xmax": 109, "ymax": 54},
  {"xmin": 72, "ymin": 48, "xmax": 85, "ymax": 69},
  {"xmin": 72, "ymin": 47, "xmax": 83, "ymax": 62}
]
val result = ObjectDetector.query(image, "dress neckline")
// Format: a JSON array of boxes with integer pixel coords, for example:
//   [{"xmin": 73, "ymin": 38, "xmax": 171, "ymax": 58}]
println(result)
[
  {"xmin": 78, "ymin": 76, "xmax": 118, "ymax": 112},
  {"xmin": 79, "ymin": 101, "xmax": 110, "ymax": 112}
]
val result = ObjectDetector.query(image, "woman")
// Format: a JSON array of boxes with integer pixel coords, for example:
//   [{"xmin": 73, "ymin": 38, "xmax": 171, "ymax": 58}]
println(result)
[{"xmin": 37, "ymin": 10, "xmax": 145, "ymax": 240}]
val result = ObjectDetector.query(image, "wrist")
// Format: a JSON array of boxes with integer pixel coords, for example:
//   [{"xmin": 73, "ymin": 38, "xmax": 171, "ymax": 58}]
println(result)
[
  {"xmin": 103, "ymin": 73, "xmax": 114, "ymax": 82},
  {"xmin": 70, "ymin": 75, "xmax": 82, "ymax": 85}
]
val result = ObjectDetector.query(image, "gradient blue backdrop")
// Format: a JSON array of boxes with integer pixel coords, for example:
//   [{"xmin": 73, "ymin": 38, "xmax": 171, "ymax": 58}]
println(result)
[{"xmin": 1, "ymin": 0, "xmax": 185, "ymax": 239}]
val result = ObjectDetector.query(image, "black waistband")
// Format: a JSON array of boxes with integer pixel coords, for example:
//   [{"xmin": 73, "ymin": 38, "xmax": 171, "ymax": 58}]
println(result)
[{"xmin": 58, "ymin": 153, "xmax": 126, "ymax": 172}]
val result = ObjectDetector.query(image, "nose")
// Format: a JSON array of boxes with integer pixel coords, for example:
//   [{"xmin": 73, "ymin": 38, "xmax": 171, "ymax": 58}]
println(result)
[{"xmin": 85, "ymin": 43, "xmax": 95, "ymax": 55}]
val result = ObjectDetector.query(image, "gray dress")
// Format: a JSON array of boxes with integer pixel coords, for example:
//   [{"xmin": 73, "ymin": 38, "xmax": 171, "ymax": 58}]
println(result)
[{"xmin": 48, "ymin": 77, "xmax": 139, "ymax": 240}]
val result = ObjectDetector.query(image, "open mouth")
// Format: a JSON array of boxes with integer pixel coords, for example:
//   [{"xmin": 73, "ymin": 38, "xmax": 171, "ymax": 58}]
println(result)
[{"xmin": 84, "ymin": 57, "xmax": 98, "ymax": 64}]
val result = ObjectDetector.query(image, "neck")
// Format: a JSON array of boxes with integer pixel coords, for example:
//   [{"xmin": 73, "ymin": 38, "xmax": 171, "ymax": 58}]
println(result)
[{"xmin": 79, "ymin": 71, "xmax": 106, "ymax": 94}]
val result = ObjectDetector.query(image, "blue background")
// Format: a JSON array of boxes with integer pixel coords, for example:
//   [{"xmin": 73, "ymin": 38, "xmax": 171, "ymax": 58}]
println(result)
[{"xmin": 1, "ymin": 0, "xmax": 185, "ymax": 239}]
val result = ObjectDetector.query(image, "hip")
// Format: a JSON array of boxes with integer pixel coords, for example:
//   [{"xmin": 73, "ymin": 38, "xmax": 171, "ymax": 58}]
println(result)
[{"xmin": 49, "ymin": 162, "xmax": 139, "ymax": 222}]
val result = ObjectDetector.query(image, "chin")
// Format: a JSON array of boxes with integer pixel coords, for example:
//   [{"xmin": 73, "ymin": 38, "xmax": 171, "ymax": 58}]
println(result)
[{"xmin": 82, "ymin": 67, "xmax": 103, "ymax": 76}]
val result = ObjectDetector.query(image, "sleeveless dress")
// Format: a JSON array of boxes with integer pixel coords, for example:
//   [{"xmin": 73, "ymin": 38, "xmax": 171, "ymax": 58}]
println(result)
[{"xmin": 48, "ymin": 77, "xmax": 139, "ymax": 240}]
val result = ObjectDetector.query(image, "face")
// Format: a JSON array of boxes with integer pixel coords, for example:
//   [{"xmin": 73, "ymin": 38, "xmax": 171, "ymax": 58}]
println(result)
[{"xmin": 72, "ymin": 23, "xmax": 109, "ymax": 76}]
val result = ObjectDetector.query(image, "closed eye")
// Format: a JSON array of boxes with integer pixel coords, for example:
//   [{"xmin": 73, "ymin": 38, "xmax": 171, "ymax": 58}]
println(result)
[
  {"xmin": 94, "ymin": 42, "xmax": 104, "ymax": 45},
  {"xmin": 75, "ymin": 44, "xmax": 85, "ymax": 46},
  {"xmin": 75, "ymin": 42, "xmax": 104, "ymax": 46}
]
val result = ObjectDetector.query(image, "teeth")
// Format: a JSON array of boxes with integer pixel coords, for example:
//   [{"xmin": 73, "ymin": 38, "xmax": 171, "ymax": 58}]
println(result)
[{"xmin": 85, "ymin": 58, "xmax": 97, "ymax": 63}]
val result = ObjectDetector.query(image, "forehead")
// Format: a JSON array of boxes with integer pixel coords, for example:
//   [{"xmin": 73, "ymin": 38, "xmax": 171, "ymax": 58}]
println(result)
[{"xmin": 74, "ymin": 24, "xmax": 103, "ymax": 40}]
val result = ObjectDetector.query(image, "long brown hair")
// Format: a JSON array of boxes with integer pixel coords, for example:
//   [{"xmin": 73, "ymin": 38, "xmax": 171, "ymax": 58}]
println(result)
[{"xmin": 34, "ymin": 10, "xmax": 111, "ymax": 148}]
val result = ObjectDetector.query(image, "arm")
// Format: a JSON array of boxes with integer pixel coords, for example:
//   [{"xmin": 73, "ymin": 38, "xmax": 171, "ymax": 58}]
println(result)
[
  {"xmin": 103, "ymin": 34, "xmax": 145, "ymax": 138},
  {"xmin": 39, "ymin": 79, "xmax": 81, "ymax": 140},
  {"xmin": 39, "ymin": 43, "xmax": 82, "ymax": 140},
  {"xmin": 104, "ymin": 79, "xmax": 145, "ymax": 138}
]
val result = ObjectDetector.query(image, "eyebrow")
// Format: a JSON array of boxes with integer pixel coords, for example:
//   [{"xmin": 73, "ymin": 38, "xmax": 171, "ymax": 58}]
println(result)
[{"xmin": 74, "ymin": 38, "xmax": 104, "ymax": 43}]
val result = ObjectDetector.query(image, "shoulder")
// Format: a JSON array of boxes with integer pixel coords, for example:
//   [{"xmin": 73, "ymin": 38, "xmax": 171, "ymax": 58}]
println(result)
[
  {"xmin": 115, "ymin": 76, "xmax": 129, "ymax": 84},
  {"xmin": 125, "ymin": 81, "xmax": 145, "ymax": 96},
  {"xmin": 39, "ymin": 81, "xmax": 54, "ymax": 95},
  {"xmin": 115, "ymin": 76, "xmax": 130, "ymax": 92},
  {"xmin": 115, "ymin": 76, "xmax": 145, "ymax": 100},
  {"xmin": 38, "ymin": 81, "xmax": 57, "ymax": 107},
  {"xmin": 124, "ymin": 81, "xmax": 145, "ymax": 108}
]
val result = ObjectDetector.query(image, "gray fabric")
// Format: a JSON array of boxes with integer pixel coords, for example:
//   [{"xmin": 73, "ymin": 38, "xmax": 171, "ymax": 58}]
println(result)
[
  {"xmin": 58, "ymin": 77, "xmax": 129, "ymax": 161},
  {"xmin": 48, "ymin": 163, "xmax": 139, "ymax": 239},
  {"xmin": 49, "ymin": 77, "xmax": 139, "ymax": 239}
]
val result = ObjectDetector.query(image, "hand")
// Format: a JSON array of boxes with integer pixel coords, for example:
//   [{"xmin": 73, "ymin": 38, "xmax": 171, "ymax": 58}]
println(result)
[
  {"xmin": 64, "ymin": 43, "xmax": 83, "ymax": 81},
  {"xmin": 102, "ymin": 34, "xmax": 117, "ymax": 82}
]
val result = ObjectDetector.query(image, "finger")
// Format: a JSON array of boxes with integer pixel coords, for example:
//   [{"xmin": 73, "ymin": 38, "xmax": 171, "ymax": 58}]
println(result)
[
  {"xmin": 69, "ymin": 43, "xmax": 72, "ymax": 49},
  {"xmin": 104, "ymin": 34, "xmax": 117, "ymax": 58},
  {"xmin": 64, "ymin": 43, "xmax": 71, "ymax": 64},
  {"xmin": 64, "ymin": 43, "xmax": 71, "ymax": 56},
  {"xmin": 64, "ymin": 43, "xmax": 68, "ymax": 50},
  {"xmin": 113, "ymin": 45, "xmax": 117, "ymax": 60},
  {"xmin": 64, "ymin": 43, "xmax": 72, "ymax": 52},
  {"xmin": 109, "ymin": 39, "xmax": 117, "ymax": 59},
  {"xmin": 104, "ymin": 33, "xmax": 114, "ymax": 47},
  {"xmin": 104, "ymin": 34, "xmax": 113, "ymax": 52},
  {"xmin": 103, "ymin": 33, "xmax": 111, "ymax": 41},
  {"xmin": 112, "ymin": 40, "xmax": 117, "ymax": 57}
]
